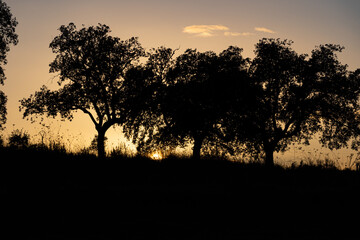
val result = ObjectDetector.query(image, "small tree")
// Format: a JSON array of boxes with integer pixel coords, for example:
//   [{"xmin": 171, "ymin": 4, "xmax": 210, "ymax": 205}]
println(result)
[
  {"xmin": 20, "ymin": 23, "xmax": 145, "ymax": 158},
  {"xmin": 8, "ymin": 129, "xmax": 30, "ymax": 148},
  {"xmin": 246, "ymin": 38, "xmax": 359, "ymax": 166},
  {"xmin": 0, "ymin": 0, "xmax": 18, "ymax": 128}
]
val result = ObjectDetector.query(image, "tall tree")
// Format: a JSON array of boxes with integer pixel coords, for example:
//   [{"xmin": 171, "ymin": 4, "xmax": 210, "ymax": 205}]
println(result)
[
  {"xmin": 247, "ymin": 38, "xmax": 359, "ymax": 166},
  {"xmin": 0, "ymin": 0, "xmax": 18, "ymax": 128},
  {"xmin": 123, "ymin": 47, "xmax": 251, "ymax": 159},
  {"xmin": 20, "ymin": 23, "xmax": 145, "ymax": 157},
  {"xmin": 122, "ymin": 47, "xmax": 177, "ymax": 155}
]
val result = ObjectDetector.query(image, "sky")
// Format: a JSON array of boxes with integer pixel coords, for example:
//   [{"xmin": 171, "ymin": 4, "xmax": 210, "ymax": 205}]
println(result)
[{"xmin": 2, "ymin": 0, "xmax": 360, "ymax": 162}]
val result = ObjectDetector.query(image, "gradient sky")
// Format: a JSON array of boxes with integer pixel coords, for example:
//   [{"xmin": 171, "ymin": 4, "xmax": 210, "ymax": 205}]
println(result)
[{"xmin": 2, "ymin": 0, "xmax": 360, "ymax": 162}]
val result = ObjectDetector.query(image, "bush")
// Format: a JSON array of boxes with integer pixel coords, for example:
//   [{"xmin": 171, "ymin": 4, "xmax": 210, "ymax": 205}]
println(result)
[{"xmin": 8, "ymin": 129, "xmax": 30, "ymax": 148}]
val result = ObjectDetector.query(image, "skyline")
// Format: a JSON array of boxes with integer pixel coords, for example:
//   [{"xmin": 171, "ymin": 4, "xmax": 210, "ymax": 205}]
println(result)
[{"xmin": 2, "ymin": 0, "xmax": 360, "ymax": 161}]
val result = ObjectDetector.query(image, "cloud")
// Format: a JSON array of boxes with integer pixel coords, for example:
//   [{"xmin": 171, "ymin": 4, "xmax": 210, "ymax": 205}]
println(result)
[
  {"xmin": 254, "ymin": 27, "xmax": 276, "ymax": 34},
  {"xmin": 183, "ymin": 25, "xmax": 229, "ymax": 37},
  {"xmin": 183, "ymin": 25, "xmax": 276, "ymax": 37},
  {"xmin": 224, "ymin": 32, "xmax": 255, "ymax": 37}
]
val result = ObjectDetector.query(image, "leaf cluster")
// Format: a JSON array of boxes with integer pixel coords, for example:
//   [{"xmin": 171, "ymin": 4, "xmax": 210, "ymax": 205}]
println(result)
[
  {"xmin": 0, "ymin": 0, "xmax": 18, "ymax": 84},
  {"xmin": 0, "ymin": 0, "xmax": 18, "ymax": 128}
]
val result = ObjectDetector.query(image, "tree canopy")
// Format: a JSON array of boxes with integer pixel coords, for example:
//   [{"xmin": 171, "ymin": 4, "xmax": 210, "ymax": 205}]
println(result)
[
  {"xmin": 0, "ymin": 0, "xmax": 18, "ymax": 128},
  {"xmin": 19, "ymin": 22, "xmax": 360, "ymax": 164},
  {"xmin": 123, "ymin": 46, "xmax": 252, "ymax": 159},
  {"xmin": 20, "ymin": 23, "xmax": 145, "ymax": 157},
  {"xmin": 244, "ymin": 39, "xmax": 360, "ymax": 166}
]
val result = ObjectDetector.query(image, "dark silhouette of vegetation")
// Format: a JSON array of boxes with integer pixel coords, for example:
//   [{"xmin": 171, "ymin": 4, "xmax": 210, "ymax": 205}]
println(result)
[
  {"xmin": 20, "ymin": 23, "xmax": 145, "ymax": 158},
  {"xmin": 162, "ymin": 47, "xmax": 251, "ymax": 160},
  {"xmin": 89, "ymin": 134, "xmax": 108, "ymax": 154},
  {"xmin": 19, "ymin": 23, "xmax": 360, "ymax": 166},
  {"xmin": 121, "ymin": 47, "xmax": 176, "ymax": 155},
  {"xmin": 243, "ymin": 39, "xmax": 360, "ymax": 166},
  {"xmin": 1, "ymin": 147, "xmax": 360, "ymax": 239},
  {"xmin": 0, "ymin": 91, "xmax": 6, "ymax": 128},
  {"xmin": 122, "ymin": 40, "xmax": 359, "ymax": 164},
  {"xmin": 0, "ymin": 0, "xmax": 18, "ymax": 128},
  {"xmin": 2, "ymin": 12, "xmax": 360, "ymax": 239},
  {"xmin": 8, "ymin": 129, "xmax": 30, "ymax": 148},
  {"xmin": 123, "ymin": 46, "xmax": 253, "ymax": 159},
  {"xmin": 0, "ymin": 134, "xmax": 3, "ymax": 147}
]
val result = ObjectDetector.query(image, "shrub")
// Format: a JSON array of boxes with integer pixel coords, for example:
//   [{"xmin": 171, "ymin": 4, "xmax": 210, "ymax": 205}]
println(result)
[{"xmin": 8, "ymin": 129, "xmax": 30, "ymax": 148}]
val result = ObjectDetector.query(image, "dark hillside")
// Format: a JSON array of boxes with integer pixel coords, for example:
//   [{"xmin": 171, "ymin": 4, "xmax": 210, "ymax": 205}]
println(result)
[{"xmin": 1, "ymin": 147, "xmax": 360, "ymax": 239}]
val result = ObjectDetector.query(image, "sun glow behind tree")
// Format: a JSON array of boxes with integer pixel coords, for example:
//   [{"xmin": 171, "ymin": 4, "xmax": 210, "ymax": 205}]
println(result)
[
  {"xmin": 149, "ymin": 151, "xmax": 163, "ymax": 161},
  {"xmin": 2, "ymin": 0, "xmax": 359, "ymax": 164}
]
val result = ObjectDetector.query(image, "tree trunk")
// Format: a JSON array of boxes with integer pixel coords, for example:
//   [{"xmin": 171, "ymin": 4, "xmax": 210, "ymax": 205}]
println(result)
[
  {"xmin": 97, "ymin": 128, "xmax": 106, "ymax": 159},
  {"xmin": 264, "ymin": 143, "xmax": 275, "ymax": 167},
  {"xmin": 193, "ymin": 136, "xmax": 204, "ymax": 160}
]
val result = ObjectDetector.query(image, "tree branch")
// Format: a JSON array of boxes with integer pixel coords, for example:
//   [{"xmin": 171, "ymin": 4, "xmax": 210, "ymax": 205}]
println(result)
[{"xmin": 79, "ymin": 107, "xmax": 99, "ymax": 127}]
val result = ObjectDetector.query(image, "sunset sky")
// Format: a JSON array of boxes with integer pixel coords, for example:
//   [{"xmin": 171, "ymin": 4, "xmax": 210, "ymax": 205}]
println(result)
[{"xmin": 2, "ymin": 0, "xmax": 360, "ymax": 161}]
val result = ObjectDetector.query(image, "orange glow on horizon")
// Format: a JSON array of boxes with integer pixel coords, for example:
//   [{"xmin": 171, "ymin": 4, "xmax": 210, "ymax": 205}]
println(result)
[
  {"xmin": 2, "ymin": 0, "xmax": 360, "ymax": 164},
  {"xmin": 150, "ymin": 151, "xmax": 163, "ymax": 161}
]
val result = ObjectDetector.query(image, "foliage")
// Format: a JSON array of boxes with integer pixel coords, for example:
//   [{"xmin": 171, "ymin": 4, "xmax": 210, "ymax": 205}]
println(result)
[
  {"xmin": 8, "ymin": 129, "xmax": 30, "ymax": 148},
  {"xmin": 241, "ymin": 38, "xmax": 360, "ymax": 166},
  {"xmin": 0, "ymin": 0, "xmax": 18, "ymax": 128},
  {"xmin": 20, "ymin": 23, "xmax": 145, "ymax": 157},
  {"xmin": 123, "ymin": 46, "xmax": 252, "ymax": 159},
  {"xmin": 0, "ymin": 91, "xmax": 6, "ymax": 129},
  {"xmin": 122, "ymin": 46, "xmax": 177, "ymax": 153},
  {"xmin": 0, "ymin": 0, "xmax": 18, "ymax": 84},
  {"xmin": 19, "ymin": 27, "xmax": 360, "ymax": 163}
]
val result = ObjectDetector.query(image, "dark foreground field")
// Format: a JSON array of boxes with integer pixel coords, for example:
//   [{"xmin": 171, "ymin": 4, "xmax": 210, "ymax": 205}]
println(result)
[{"xmin": 1, "ymin": 147, "xmax": 360, "ymax": 239}]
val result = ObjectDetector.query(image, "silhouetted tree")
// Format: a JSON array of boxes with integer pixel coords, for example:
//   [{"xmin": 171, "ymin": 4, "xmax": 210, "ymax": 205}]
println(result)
[
  {"xmin": 20, "ymin": 23, "xmax": 145, "ymax": 158},
  {"xmin": 0, "ymin": 0, "xmax": 18, "ymax": 128},
  {"xmin": 247, "ymin": 38, "xmax": 359, "ymax": 166},
  {"xmin": 89, "ymin": 134, "xmax": 108, "ymax": 154},
  {"xmin": 123, "ymin": 47, "xmax": 250, "ymax": 159},
  {"xmin": 122, "ymin": 47, "xmax": 176, "ymax": 154}
]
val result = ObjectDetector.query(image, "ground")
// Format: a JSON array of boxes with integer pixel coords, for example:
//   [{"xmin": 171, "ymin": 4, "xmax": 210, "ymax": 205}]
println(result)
[{"xmin": 1, "ymin": 147, "xmax": 360, "ymax": 239}]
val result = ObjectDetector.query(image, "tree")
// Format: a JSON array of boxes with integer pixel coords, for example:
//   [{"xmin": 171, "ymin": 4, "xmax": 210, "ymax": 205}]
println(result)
[
  {"xmin": 0, "ymin": 0, "xmax": 18, "ymax": 128},
  {"xmin": 20, "ymin": 23, "xmax": 145, "ymax": 158},
  {"xmin": 123, "ymin": 46, "xmax": 250, "ymax": 159},
  {"xmin": 89, "ymin": 134, "xmax": 108, "ymax": 154},
  {"xmin": 122, "ymin": 47, "xmax": 177, "ymax": 155},
  {"xmin": 247, "ymin": 38, "xmax": 359, "ymax": 166}
]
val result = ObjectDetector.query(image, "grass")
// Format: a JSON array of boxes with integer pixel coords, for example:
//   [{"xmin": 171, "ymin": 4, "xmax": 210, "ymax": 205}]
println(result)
[{"xmin": 1, "ymin": 145, "xmax": 360, "ymax": 239}]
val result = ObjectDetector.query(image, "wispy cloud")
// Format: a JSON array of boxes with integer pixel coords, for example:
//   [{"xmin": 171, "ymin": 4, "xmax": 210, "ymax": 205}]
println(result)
[
  {"xmin": 183, "ymin": 25, "xmax": 229, "ymax": 37},
  {"xmin": 183, "ymin": 25, "xmax": 276, "ymax": 37},
  {"xmin": 224, "ymin": 32, "xmax": 255, "ymax": 37},
  {"xmin": 254, "ymin": 27, "xmax": 276, "ymax": 34}
]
